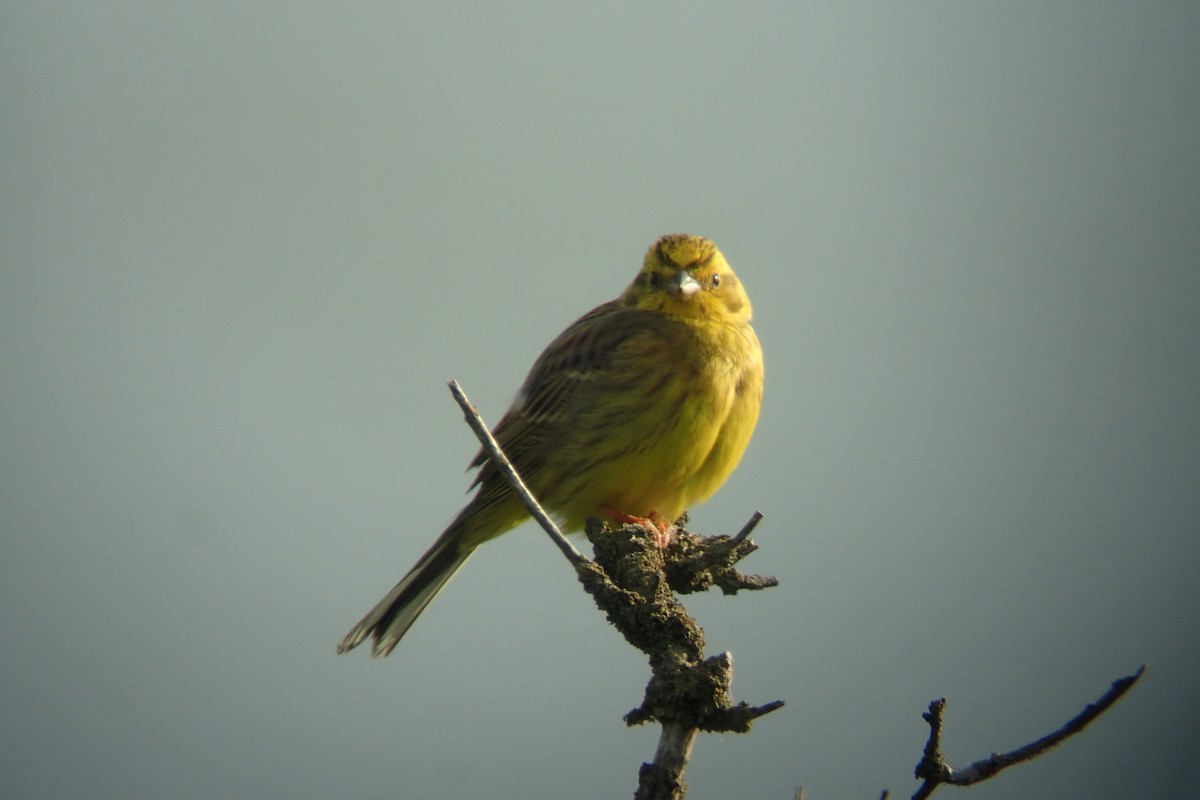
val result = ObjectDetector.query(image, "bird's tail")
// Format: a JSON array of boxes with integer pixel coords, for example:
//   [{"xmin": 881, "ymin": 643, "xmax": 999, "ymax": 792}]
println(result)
[{"xmin": 337, "ymin": 532, "xmax": 474, "ymax": 658}]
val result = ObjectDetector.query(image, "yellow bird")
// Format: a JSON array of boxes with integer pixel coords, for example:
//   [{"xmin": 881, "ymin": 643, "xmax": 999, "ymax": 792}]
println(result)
[{"xmin": 338, "ymin": 234, "xmax": 764, "ymax": 657}]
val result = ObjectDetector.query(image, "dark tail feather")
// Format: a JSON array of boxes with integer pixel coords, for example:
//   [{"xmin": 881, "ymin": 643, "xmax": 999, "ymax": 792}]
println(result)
[{"xmin": 337, "ymin": 535, "xmax": 473, "ymax": 657}]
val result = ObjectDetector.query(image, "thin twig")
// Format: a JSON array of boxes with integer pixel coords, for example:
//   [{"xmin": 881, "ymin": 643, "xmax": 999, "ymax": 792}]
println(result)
[
  {"xmin": 732, "ymin": 510, "xmax": 763, "ymax": 544},
  {"xmin": 446, "ymin": 379, "xmax": 584, "ymax": 565},
  {"xmin": 911, "ymin": 665, "xmax": 1146, "ymax": 799}
]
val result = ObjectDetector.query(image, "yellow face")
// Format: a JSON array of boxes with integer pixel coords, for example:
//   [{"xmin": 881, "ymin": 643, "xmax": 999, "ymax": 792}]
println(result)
[{"xmin": 620, "ymin": 234, "xmax": 752, "ymax": 323}]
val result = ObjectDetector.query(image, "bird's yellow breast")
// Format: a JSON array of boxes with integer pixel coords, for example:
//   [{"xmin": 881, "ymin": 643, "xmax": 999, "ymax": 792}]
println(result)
[{"xmin": 547, "ymin": 314, "xmax": 763, "ymax": 529}]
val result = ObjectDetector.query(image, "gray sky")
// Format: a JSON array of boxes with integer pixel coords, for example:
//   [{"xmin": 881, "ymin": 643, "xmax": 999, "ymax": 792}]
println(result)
[{"xmin": 3, "ymin": 3, "xmax": 1198, "ymax": 799}]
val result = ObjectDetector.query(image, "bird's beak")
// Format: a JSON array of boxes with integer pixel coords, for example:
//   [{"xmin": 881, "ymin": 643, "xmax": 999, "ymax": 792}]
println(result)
[{"xmin": 670, "ymin": 270, "xmax": 702, "ymax": 299}]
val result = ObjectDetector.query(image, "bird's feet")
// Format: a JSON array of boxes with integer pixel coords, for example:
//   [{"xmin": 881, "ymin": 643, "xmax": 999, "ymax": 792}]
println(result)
[{"xmin": 602, "ymin": 506, "xmax": 677, "ymax": 547}]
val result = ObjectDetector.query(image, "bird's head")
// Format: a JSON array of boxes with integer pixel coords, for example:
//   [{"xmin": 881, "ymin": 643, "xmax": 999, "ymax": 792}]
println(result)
[{"xmin": 620, "ymin": 234, "xmax": 752, "ymax": 323}]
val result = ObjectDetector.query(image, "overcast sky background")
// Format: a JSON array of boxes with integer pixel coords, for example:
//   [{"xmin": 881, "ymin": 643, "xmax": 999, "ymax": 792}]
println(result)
[{"xmin": 3, "ymin": 3, "xmax": 1198, "ymax": 799}]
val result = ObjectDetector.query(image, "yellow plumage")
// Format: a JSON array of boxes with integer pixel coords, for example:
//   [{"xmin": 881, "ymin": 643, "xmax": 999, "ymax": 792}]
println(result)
[{"xmin": 339, "ymin": 234, "xmax": 764, "ymax": 657}]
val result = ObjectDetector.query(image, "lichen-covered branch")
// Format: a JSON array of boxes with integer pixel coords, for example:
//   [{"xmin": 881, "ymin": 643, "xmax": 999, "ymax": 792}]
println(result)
[
  {"xmin": 582, "ymin": 518, "xmax": 784, "ymax": 800},
  {"xmin": 448, "ymin": 379, "xmax": 782, "ymax": 800}
]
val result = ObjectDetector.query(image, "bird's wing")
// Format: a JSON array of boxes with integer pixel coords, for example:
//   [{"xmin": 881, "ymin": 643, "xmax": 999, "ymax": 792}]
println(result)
[{"xmin": 466, "ymin": 301, "xmax": 655, "ymax": 485}]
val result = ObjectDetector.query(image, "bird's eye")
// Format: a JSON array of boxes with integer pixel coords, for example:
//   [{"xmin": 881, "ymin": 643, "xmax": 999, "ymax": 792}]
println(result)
[
  {"xmin": 710, "ymin": 274, "xmax": 721, "ymax": 288},
  {"xmin": 648, "ymin": 272, "xmax": 662, "ymax": 288}
]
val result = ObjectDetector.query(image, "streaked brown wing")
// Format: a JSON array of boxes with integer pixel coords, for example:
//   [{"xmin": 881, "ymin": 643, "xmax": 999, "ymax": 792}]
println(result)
[{"xmin": 466, "ymin": 301, "xmax": 653, "ymax": 490}]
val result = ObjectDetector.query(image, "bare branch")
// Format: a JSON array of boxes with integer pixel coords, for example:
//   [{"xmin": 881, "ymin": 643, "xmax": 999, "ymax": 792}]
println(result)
[
  {"xmin": 910, "ymin": 665, "xmax": 1146, "ymax": 799},
  {"xmin": 732, "ymin": 510, "xmax": 764, "ymax": 544},
  {"xmin": 446, "ymin": 379, "xmax": 584, "ymax": 565}
]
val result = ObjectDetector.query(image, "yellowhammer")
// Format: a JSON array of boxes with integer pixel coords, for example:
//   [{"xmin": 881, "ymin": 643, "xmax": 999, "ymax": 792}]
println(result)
[{"xmin": 338, "ymin": 234, "xmax": 764, "ymax": 657}]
